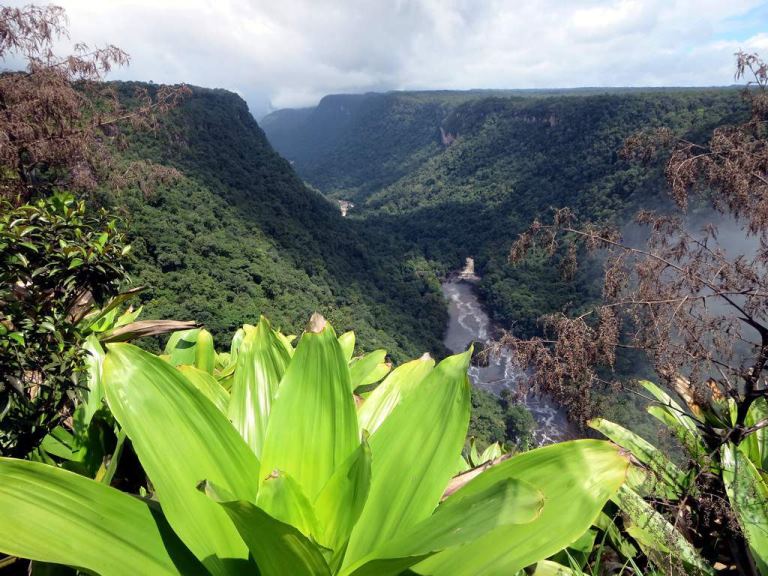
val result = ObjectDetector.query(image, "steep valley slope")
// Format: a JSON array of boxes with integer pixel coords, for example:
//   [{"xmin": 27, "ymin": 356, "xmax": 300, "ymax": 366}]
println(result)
[
  {"xmin": 103, "ymin": 83, "xmax": 448, "ymax": 361},
  {"xmin": 263, "ymin": 88, "xmax": 748, "ymax": 337}
]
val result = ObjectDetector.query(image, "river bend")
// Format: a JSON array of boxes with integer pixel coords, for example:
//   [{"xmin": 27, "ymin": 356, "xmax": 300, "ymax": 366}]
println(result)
[{"xmin": 442, "ymin": 280, "xmax": 571, "ymax": 445}]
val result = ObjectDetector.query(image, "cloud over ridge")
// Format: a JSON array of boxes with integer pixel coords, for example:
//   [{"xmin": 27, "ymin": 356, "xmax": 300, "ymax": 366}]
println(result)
[{"xmin": 6, "ymin": 0, "xmax": 767, "ymax": 117}]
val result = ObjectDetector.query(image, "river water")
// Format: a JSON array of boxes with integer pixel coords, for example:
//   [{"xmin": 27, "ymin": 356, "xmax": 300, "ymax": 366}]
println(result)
[{"xmin": 442, "ymin": 280, "xmax": 572, "ymax": 445}]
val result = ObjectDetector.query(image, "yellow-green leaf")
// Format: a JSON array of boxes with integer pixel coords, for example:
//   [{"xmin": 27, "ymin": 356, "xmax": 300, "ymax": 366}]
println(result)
[
  {"xmin": 314, "ymin": 439, "xmax": 372, "ymax": 561},
  {"xmin": 338, "ymin": 331, "xmax": 355, "ymax": 363},
  {"xmin": 228, "ymin": 317, "xmax": 291, "ymax": 458},
  {"xmin": 722, "ymin": 443, "xmax": 768, "ymax": 575},
  {"xmin": 414, "ymin": 440, "xmax": 629, "ymax": 576},
  {"xmin": 178, "ymin": 365, "xmax": 230, "ymax": 414},
  {"xmin": 533, "ymin": 560, "xmax": 577, "ymax": 575},
  {"xmin": 256, "ymin": 471, "xmax": 320, "ymax": 539},
  {"xmin": 357, "ymin": 354, "xmax": 434, "ymax": 434},
  {"xmin": 479, "ymin": 442, "xmax": 503, "ymax": 464},
  {"xmin": 349, "ymin": 349, "xmax": 389, "ymax": 390},
  {"xmin": 260, "ymin": 314, "xmax": 359, "ymax": 500},
  {"xmin": 77, "ymin": 335, "xmax": 105, "ymax": 430},
  {"xmin": 0, "ymin": 458, "xmax": 203, "ymax": 576},
  {"xmin": 640, "ymin": 380, "xmax": 706, "ymax": 461},
  {"xmin": 614, "ymin": 484, "xmax": 713, "ymax": 575},
  {"xmin": 165, "ymin": 328, "xmax": 201, "ymax": 366},
  {"xmin": 345, "ymin": 477, "xmax": 543, "ymax": 576},
  {"xmin": 589, "ymin": 417, "xmax": 687, "ymax": 497},
  {"xmin": 745, "ymin": 398, "xmax": 768, "ymax": 471},
  {"xmin": 344, "ymin": 350, "xmax": 471, "ymax": 568},
  {"xmin": 103, "ymin": 344, "xmax": 260, "ymax": 575},
  {"xmin": 203, "ymin": 481, "xmax": 331, "ymax": 576},
  {"xmin": 195, "ymin": 329, "xmax": 216, "ymax": 374}
]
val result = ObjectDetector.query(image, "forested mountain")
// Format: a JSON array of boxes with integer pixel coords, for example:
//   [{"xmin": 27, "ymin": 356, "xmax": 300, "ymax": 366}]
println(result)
[
  {"xmin": 263, "ymin": 88, "xmax": 748, "ymax": 335},
  {"xmin": 101, "ymin": 84, "xmax": 448, "ymax": 361}
]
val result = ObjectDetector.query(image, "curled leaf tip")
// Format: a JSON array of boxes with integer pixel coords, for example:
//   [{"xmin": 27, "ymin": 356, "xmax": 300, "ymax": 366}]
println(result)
[
  {"xmin": 419, "ymin": 352, "xmax": 432, "ymax": 361},
  {"xmin": 307, "ymin": 312, "xmax": 326, "ymax": 333}
]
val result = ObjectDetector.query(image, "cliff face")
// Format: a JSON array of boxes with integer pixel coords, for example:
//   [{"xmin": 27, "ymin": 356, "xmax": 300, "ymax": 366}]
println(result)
[{"xmin": 107, "ymin": 83, "xmax": 448, "ymax": 359}]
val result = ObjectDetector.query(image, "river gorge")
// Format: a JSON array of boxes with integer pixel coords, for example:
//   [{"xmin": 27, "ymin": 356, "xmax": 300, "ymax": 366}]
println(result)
[{"xmin": 441, "ymin": 280, "xmax": 572, "ymax": 445}]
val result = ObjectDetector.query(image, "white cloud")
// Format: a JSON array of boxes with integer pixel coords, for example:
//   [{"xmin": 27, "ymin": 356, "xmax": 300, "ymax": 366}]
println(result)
[{"xmin": 2, "ymin": 0, "xmax": 766, "ymax": 117}]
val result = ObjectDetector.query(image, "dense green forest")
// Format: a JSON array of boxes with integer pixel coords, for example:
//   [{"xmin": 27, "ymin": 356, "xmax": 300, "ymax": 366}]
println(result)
[
  {"xmin": 101, "ymin": 84, "xmax": 448, "ymax": 363},
  {"xmin": 264, "ymin": 88, "xmax": 748, "ymax": 335}
]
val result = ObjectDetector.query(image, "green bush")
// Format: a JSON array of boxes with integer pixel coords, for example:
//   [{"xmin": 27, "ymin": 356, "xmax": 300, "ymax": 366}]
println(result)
[{"xmin": 0, "ymin": 193, "xmax": 128, "ymax": 456}]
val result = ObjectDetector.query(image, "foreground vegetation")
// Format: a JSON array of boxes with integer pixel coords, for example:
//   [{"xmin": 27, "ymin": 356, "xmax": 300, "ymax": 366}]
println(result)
[{"xmin": 0, "ymin": 314, "xmax": 629, "ymax": 575}]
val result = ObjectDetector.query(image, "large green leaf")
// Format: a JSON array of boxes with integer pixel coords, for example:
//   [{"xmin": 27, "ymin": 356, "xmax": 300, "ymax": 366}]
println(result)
[
  {"xmin": 593, "ymin": 511, "xmax": 637, "ymax": 559},
  {"xmin": 745, "ymin": 398, "xmax": 768, "ymax": 471},
  {"xmin": 344, "ymin": 477, "xmax": 543, "ymax": 576},
  {"xmin": 343, "ymin": 350, "xmax": 472, "ymax": 568},
  {"xmin": 228, "ymin": 317, "xmax": 292, "ymax": 457},
  {"xmin": 0, "ymin": 458, "xmax": 203, "ymax": 576},
  {"xmin": 532, "ymin": 560, "xmax": 577, "ymax": 575},
  {"xmin": 256, "ymin": 471, "xmax": 320, "ymax": 539},
  {"xmin": 276, "ymin": 330, "xmax": 296, "ymax": 357},
  {"xmin": 103, "ymin": 344, "xmax": 260, "ymax": 575},
  {"xmin": 614, "ymin": 484, "xmax": 713, "ymax": 575},
  {"xmin": 260, "ymin": 315, "xmax": 359, "ymax": 501},
  {"xmin": 640, "ymin": 380, "xmax": 707, "ymax": 461},
  {"xmin": 647, "ymin": 405, "xmax": 708, "ymax": 464},
  {"xmin": 479, "ymin": 442, "xmax": 503, "ymax": 464},
  {"xmin": 722, "ymin": 443, "xmax": 768, "ymax": 575},
  {"xmin": 589, "ymin": 417, "xmax": 687, "ymax": 497},
  {"xmin": 229, "ymin": 326, "xmax": 246, "ymax": 358},
  {"xmin": 178, "ymin": 365, "xmax": 230, "ymax": 414},
  {"xmin": 338, "ymin": 331, "xmax": 356, "ymax": 363},
  {"xmin": 77, "ymin": 334, "xmax": 105, "ymax": 430},
  {"xmin": 314, "ymin": 440, "xmax": 372, "ymax": 566},
  {"xmin": 165, "ymin": 328, "xmax": 201, "ymax": 366},
  {"xmin": 202, "ymin": 481, "xmax": 331, "ymax": 576},
  {"xmin": 357, "ymin": 354, "xmax": 434, "ymax": 434},
  {"xmin": 413, "ymin": 440, "xmax": 629, "ymax": 576},
  {"xmin": 349, "ymin": 349, "xmax": 390, "ymax": 390},
  {"xmin": 195, "ymin": 329, "xmax": 216, "ymax": 374}
]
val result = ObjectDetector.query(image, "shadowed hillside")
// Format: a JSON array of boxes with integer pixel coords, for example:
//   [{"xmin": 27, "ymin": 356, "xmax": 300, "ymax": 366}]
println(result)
[{"xmin": 101, "ymin": 83, "xmax": 448, "ymax": 360}]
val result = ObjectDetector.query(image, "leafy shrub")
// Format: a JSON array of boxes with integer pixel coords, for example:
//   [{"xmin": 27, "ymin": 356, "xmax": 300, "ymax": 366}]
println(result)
[
  {"xmin": 0, "ymin": 314, "xmax": 628, "ymax": 575},
  {"xmin": 587, "ymin": 380, "xmax": 768, "ymax": 575},
  {"xmin": 0, "ymin": 193, "xmax": 128, "ymax": 456}
]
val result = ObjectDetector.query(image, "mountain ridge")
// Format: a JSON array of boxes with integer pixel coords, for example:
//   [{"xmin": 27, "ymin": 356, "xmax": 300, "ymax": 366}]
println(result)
[{"xmin": 262, "ymin": 87, "xmax": 749, "ymax": 335}]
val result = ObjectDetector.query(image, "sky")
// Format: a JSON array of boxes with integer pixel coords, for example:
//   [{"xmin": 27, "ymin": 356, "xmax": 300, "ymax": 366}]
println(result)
[{"xmin": 5, "ymin": 0, "xmax": 768, "ymax": 118}]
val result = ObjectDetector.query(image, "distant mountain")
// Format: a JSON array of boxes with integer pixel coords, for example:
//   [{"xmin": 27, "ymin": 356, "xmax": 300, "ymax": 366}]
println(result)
[
  {"xmin": 263, "ymin": 87, "xmax": 747, "ymax": 335},
  {"xmin": 263, "ymin": 91, "xmax": 508, "ymax": 199},
  {"xmin": 104, "ymin": 83, "xmax": 448, "ymax": 360}
]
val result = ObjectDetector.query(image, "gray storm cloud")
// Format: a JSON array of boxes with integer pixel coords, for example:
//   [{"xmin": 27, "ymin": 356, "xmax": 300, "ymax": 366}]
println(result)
[{"xmin": 2, "ymin": 0, "xmax": 767, "ymax": 118}]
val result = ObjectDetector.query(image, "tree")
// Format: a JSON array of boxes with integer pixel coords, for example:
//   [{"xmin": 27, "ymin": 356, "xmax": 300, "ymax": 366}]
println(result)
[
  {"xmin": 0, "ymin": 4, "xmax": 188, "ymax": 456},
  {"xmin": 0, "ymin": 4, "xmax": 187, "ymax": 206},
  {"xmin": 0, "ymin": 193, "xmax": 129, "ymax": 457},
  {"xmin": 506, "ymin": 52, "xmax": 768, "ymax": 574}
]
